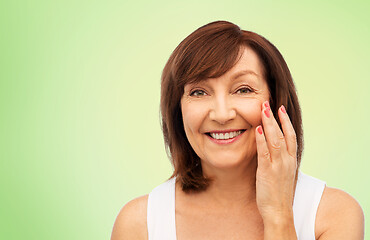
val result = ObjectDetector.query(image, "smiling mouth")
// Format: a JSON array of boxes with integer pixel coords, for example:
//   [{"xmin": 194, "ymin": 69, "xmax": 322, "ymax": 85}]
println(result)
[{"xmin": 206, "ymin": 130, "xmax": 246, "ymax": 140}]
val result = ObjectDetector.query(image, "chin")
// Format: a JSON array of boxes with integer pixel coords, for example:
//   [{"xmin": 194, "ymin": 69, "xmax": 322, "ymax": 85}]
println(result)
[{"xmin": 204, "ymin": 153, "xmax": 254, "ymax": 170}]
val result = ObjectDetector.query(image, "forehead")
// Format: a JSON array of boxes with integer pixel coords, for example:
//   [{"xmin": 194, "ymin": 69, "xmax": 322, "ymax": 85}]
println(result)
[
  {"xmin": 186, "ymin": 46, "xmax": 266, "ymax": 87},
  {"xmin": 227, "ymin": 46, "xmax": 265, "ymax": 78}
]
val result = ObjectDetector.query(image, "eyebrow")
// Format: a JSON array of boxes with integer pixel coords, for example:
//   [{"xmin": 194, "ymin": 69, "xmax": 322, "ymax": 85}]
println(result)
[
  {"xmin": 188, "ymin": 69, "xmax": 260, "ymax": 88},
  {"xmin": 231, "ymin": 70, "xmax": 259, "ymax": 80}
]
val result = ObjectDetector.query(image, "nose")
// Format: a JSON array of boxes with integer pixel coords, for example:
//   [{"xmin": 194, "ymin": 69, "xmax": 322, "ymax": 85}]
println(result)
[{"xmin": 209, "ymin": 95, "xmax": 236, "ymax": 124}]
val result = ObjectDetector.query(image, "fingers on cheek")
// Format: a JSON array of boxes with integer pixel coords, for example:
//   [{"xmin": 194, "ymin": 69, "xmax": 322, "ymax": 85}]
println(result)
[
  {"xmin": 255, "ymin": 126, "xmax": 265, "ymax": 144},
  {"xmin": 256, "ymin": 126, "xmax": 271, "ymax": 166},
  {"xmin": 278, "ymin": 105, "xmax": 298, "ymax": 157}
]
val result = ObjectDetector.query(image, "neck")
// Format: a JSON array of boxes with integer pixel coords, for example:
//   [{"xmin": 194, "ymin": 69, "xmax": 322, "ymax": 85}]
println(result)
[{"xmin": 199, "ymin": 157, "xmax": 258, "ymax": 209}]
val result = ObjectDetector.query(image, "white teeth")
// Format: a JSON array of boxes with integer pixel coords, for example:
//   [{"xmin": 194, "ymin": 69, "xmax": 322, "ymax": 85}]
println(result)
[{"xmin": 210, "ymin": 130, "xmax": 243, "ymax": 140}]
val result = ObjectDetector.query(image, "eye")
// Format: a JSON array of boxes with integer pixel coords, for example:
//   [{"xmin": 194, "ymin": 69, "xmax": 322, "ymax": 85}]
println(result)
[
  {"xmin": 190, "ymin": 89, "xmax": 207, "ymax": 97},
  {"xmin": 236, "ymin": 87, "xmax": 253, "ymax": 94}
]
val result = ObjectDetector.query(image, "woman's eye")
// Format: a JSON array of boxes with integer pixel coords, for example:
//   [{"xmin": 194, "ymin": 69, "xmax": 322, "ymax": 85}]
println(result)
[
  {"xmin": 190, "ymin": 89, "xmax": 207, "ymax": 96},
  {"xmin": 236, "ymin": 87, "xmax": 253, "ymax": 94}
]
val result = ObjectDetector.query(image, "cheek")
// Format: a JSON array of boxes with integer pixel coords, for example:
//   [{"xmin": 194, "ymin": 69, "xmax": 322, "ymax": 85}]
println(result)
[
  {"xmin": 181, "ymin": 101, "xmax": 206, "ymax": 135},
  {"xmin": 239, "ymin": 99, "xmax": 263, "ymax": 126},
  {"xmin": 181, "ymin": 101, "xmax": 208, "ymax": 159}
]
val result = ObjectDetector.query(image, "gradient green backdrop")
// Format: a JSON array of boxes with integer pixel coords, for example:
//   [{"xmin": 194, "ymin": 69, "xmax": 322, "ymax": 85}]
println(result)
[{"xmin": 1, "ymin": 0, "xmax": 369, "ymax": 239}]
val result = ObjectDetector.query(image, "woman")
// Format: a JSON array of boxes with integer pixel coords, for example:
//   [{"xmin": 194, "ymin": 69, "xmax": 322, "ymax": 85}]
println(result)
[{"xmin": 111, "ymin": 21, "xmax": 364, "ymax": 240}]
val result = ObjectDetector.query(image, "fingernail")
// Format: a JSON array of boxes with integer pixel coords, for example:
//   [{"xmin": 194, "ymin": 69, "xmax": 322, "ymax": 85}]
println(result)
[
  {"xmin": 257, "ymin": 126, "xmax": 263, "ymax": 135},
  {"xmin": 281, "ymin": 105, "xmax": 286, "ymax": 114},
  {"xmin": 264, "ymin": 101, "xmax": 270, "ymax": 108},
  {"xmin": 264, "ymin": 108, "xmax": 270, "ymax": 118}
]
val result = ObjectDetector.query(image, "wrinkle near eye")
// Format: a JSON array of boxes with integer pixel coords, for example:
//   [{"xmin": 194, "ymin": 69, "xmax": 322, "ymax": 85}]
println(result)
[
  {"xmin": 254, "ymin": 89, "xmax": 265, "ymax": 95},
  {"xmin": 181, "ymin": 95, "xmax": 193, "ymax": 104}
]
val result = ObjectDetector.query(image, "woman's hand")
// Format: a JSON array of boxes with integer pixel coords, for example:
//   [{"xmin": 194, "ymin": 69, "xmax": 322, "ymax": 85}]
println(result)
[{"xmin": 255, "ymin": 101, "xmax": 298, "ymax": 239}]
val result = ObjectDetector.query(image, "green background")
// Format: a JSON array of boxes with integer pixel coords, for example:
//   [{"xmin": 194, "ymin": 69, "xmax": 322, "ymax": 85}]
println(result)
[{"xmin": 1, "ymin": 0, "xmax": 369, "ymax": 239}]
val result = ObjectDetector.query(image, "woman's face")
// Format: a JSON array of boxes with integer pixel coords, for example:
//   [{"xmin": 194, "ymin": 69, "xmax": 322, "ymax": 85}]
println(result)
[{"xmin": 181, "ymin": 46, "xmax": 270, "ymax": 174}]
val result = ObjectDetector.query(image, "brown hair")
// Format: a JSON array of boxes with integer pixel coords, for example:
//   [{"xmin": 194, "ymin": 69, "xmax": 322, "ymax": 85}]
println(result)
[{"xmin": 160, "ymin": 20, "xmax": 303, "ymax": 192}]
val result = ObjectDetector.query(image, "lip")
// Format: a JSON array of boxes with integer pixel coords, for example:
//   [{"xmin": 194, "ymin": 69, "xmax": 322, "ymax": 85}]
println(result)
[
  {"xmin": 205, "ymin": 129, "xmax": 246, "ymax": 145},
  {"xmin": 207, "ymin": 129, "xmax": 244, "ymax": 134}
]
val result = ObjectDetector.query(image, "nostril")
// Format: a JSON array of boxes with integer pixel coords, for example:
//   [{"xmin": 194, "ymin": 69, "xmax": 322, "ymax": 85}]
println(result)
[{"xmin": 209, "ymin": 107, "xmax": 236, "ymax": 122}]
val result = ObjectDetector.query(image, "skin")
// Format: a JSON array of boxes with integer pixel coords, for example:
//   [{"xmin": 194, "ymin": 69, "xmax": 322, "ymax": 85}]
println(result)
[
  {"xmin": 181, "ymin": 46, "xmax": 269, "ymax": 184},
  {"xmin": 111, "ymin": 46, "xmax": 364, "ymax": 240}
]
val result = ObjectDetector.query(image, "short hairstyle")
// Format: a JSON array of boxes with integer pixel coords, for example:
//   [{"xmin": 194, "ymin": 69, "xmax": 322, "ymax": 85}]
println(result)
[{"xmin": 160, "ymin": 20, "xmax": 303, "ymax": 192}]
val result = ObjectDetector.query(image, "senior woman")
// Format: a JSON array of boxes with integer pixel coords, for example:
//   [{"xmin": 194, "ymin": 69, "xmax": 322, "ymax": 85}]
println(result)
[{"xmin": 111, "ymin": 21, "xmax": 364, "ymax": 240}]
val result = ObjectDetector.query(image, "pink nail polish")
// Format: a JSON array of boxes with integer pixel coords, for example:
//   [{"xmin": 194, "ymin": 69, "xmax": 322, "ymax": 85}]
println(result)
[
  {"xmin": 264, "ymin": 109, "xmax": 270, "ymax": 118},
  {"xmin": 281, "ymin": 105, "xmax": 286, "ymax": 114},
  {"xmin": 257, "ymin": 126, "xmax": 263, "ymax": 135},
  {"xmin": 264, "ymin": 101, "xmax": 270, "ymax": 108}
]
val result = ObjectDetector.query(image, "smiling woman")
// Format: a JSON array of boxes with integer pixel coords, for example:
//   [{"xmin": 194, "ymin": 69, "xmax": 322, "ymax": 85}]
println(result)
[
  {"xmin": 180, "ymin": 46, "xmax": 270, "ymax": 176},
  {"xmin": 161, "ymin": 22, "xmax": 303, "ymax": 193},
  {"xmin": 111, "ymin": 21, "xmax": 364, "ymax": 240}
]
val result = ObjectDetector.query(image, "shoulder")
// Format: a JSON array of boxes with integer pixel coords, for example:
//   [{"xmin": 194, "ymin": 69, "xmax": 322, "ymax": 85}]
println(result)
[
  {"xmin": 315, "ymin": 186, "xmax": 364, "ymax": 240},
  {"xmin": 111, "ymin": 195, "xmax": 148, "ymax": 240}
]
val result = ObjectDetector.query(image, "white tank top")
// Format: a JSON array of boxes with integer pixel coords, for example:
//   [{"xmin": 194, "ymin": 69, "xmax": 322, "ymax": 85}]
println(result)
[{"xmin": 147, "ymin": 171, "xmax": 325, "ymax": 240}]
